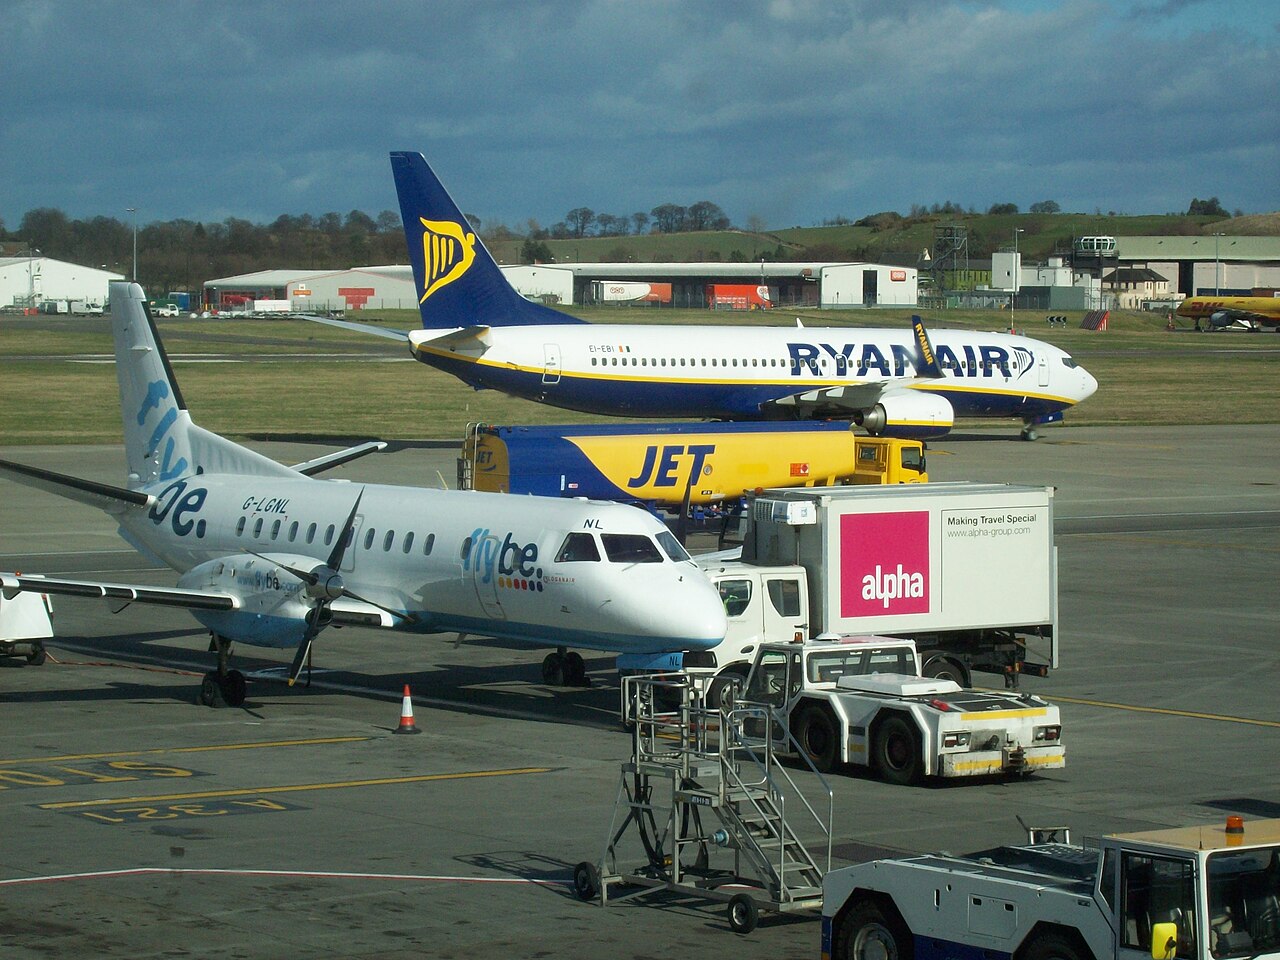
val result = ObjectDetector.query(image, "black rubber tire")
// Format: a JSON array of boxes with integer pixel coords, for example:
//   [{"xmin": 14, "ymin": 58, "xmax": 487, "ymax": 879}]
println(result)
[
  {"xmin": 834, "ymin": 899, "xmax": 913, "ymax": 960},
  {"xmin": 921, "ymin": 656, "xmax": 969, "ymax": 688},
  {"xmin": 707, "ymin": 670, "xmax": 746, "ymax": 711},
  {"xmin": 572, "ymin": 861, "xmax": 599, "ymax": 902},
  {"xmin": 795, "ymin": 705, "xmax": 840, "ymax": 773},
  {"xmin": 1020, "ymin": 931, "xmax": 1085, "ymax": 960},
  {"xmin": 541, "ymin": 652, "xmax": 565, "ymax": 686},
  {"xmin": 26, "ymin": 643, "xmax": 47, "ymax": 666},
  {"xmin": 221, "ymin": 669, "xmax": 247, "ymax": 707},
  {"xmin": 873, "ymin": 714, "xmax": 924, "ymax": 785},
  {"xmin": 199, "ymin": 674, "xmax": 223, "ymax": 708},
  {"xmin": 727, "ymin": 893, "xmax": 759, "ymax": 934},
  {"xmin": 563, "ymin": 652, "xmax": 586, "ymax": 686}
]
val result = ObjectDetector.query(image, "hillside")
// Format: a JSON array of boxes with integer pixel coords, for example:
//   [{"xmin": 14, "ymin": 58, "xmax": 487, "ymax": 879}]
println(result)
[{"xmin": 489, "ymin": 210, "xmax": 1280, "ymax": 266}]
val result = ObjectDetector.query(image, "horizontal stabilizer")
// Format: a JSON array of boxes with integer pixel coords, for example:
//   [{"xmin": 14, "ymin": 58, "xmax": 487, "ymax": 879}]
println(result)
[
  {"xmin": 0, "ymin": 573, "xmax": 237, "ymax": 611},
  {"xmin": 291, "ymin": 441, "xmax": 388, "ymax": 477},
  {"xmin": 408, "ymin": 325, "xmax": 494, "ymax": 356},
  {"xmin": 293, "ymin": 314, "xmax": 411, "ymax": 342},
  {"xmin": 0, "ymin": 458, "xmax": 153, "ymax": 512}
]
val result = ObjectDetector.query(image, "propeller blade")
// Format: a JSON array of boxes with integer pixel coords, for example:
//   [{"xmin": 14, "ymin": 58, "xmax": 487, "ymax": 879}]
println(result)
[
  {"xmin": 327, "ymin": 488, "xmax": 366, "ymax": 571},
  {"xmin": 341, "ymin": 587, "xmax": 418, "ymax": 625},
  {"xmin": 241, "ymin": 548, "xmax": 320, "ymax": 586},
  {"xmin": 287, "ymin": 635, "xmax": 313, "ymax": 687}
]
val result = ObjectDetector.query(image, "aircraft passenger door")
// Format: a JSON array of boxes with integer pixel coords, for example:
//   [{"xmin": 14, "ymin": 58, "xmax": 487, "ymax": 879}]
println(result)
[
  {"xmin": 542, "ymin": 343, "xmax": 562, "ymax": 385},
  {"xmin": 470, "ymin": 532, "xmax": 506, "ymax": 620},
  {"xmin": 1038, "ymin": 354, "xmax": 1050, "ymax": 387}
]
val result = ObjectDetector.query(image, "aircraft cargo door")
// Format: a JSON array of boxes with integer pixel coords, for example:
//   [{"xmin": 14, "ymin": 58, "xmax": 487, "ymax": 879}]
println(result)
[{"xmin": 542, "ymin": 343, "xmax": 561, "ymax": 385}]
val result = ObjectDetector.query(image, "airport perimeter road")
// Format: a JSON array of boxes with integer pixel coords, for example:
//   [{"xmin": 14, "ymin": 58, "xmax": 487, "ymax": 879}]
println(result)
[{"xmin": 1, "ymin": 425, "xmax": 1278, "ymax": 959}]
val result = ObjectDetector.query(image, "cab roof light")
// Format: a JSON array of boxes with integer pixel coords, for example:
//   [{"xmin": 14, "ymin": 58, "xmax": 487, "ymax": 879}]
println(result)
[{"xmin": 1226, "ymin": 815, "xmax": 1244, "ymax": 835}]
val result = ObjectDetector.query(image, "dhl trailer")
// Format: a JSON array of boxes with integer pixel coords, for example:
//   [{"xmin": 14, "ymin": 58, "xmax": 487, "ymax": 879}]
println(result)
[{"xmin": 457, "ymin": 422, "xmax": 926, "ymax": 510}]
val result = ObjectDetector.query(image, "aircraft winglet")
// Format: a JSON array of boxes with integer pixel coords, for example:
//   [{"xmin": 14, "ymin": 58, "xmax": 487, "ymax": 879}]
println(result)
[{"xmin": 911, "ymin": 315, "xmax": 943, "ymax": 379}]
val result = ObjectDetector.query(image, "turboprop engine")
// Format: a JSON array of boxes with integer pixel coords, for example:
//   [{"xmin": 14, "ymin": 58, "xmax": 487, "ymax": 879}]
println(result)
[{"xmin": 855, "ymin": 391, "xmax": 954, "ymax": 440}]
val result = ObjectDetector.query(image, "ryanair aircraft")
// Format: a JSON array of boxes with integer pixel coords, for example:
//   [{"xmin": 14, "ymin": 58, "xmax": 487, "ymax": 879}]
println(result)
[
  {"xmin": 0, "ymin": 283, "xmax": 727, "ymax": 706},
  {"xmin": 307, "ymin": 152, "xmax": 1097, "ymax": 441}
]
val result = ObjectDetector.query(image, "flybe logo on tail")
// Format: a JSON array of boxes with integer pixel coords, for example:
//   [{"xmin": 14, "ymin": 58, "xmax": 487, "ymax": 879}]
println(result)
[{"xmin": 419, "ymin": 217, "xmax": 477, "ymax": 302}]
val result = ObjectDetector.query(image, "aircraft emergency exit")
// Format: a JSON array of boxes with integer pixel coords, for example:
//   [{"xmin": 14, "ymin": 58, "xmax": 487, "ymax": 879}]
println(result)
[
  {"xmin": 301, "ymin": 152, "xmax": 1097, "ymax": 441},
  {"xmin": 0, "ymin": 282, "xmax": 727, "ymax": 706}
]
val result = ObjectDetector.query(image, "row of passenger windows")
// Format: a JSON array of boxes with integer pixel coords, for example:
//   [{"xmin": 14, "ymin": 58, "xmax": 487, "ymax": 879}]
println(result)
[
  {"xmin": 233, "ymin": 515, "xmax": 436, "ymax": 557},
  {"xmin": 587, "ymin": 355, "xmax": 1012, "ymax": 373}
]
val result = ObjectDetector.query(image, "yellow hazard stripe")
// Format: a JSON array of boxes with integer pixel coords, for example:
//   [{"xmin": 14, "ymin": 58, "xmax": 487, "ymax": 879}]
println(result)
[{"xmin": 958, "ymin": 708, "xmax": 1048, "ymax": 721}]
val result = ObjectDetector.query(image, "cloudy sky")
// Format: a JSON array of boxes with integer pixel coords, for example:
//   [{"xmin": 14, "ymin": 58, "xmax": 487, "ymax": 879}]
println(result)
[{"xmin": 2, "ymin": 0, "xmax": 1277, "ymax": 234}]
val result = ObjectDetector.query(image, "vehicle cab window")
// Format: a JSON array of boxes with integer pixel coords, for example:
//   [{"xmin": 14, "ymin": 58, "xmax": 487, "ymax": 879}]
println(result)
[
  {"xmin": 747, "ymin": 650, "xmax": 788, "ymax": 708},
  {"xmin": 766, "ymin": 578, "xmax": 801, "ymax": 617},
  {"xmin": 718, "ymin": 579, "xmax": 753, "ymax": 618},
  {"xmin": 1121, "ymin": 852, "xmax": 1196, "ymax": 959}
]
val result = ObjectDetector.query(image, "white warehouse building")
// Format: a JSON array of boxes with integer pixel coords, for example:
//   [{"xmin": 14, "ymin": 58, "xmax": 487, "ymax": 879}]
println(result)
[{"xmin": 0, "ymin": 256, "xmax": 124, "ymax": 309}]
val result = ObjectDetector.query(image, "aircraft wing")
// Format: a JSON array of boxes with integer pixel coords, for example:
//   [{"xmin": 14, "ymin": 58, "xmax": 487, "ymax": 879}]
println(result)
[
  {"xmin": 767, "ymin": 379, "xmax": 919, "ymax": 414},
  {"xmin": 292, "ymin": 313, "xmax": 412, "ymax": 341},
  {"xmin": 1, "ymin": 573, "xmax": 238, "ymax": 611},
  {"xmin": 0, "ymin": 575, "xmax": 395, "ymax": 629}
]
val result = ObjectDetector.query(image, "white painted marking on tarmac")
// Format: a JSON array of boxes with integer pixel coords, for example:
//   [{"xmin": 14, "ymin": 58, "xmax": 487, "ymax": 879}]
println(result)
[{"xmin": 0, "ymin": 867, "xmax": 568, "ymax": 888}]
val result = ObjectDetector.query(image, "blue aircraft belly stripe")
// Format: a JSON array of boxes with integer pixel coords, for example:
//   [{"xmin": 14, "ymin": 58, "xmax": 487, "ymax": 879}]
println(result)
[{"xmin": 416, "ymin": 349, "xmax": 1077, "ymax": 419}]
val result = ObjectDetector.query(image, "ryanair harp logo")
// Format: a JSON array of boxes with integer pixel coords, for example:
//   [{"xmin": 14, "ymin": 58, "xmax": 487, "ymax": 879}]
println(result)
[{"xmin": 419, "ymin": 218, "xmax": 477, "ymax": 302}]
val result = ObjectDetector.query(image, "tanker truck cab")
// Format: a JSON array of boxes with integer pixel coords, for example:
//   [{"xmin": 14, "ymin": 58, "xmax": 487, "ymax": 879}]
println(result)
[{"xmin": 822, "ymin": 816, "xmax": 1280, "ymax": 960}]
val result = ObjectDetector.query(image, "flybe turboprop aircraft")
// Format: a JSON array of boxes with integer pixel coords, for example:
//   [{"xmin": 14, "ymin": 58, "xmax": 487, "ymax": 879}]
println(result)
[
  {"xmin": 305, "ymin": 152, "xmax": 1097, "ymax": 441},
  {"xmin": 0, "ymin": 282, "xmax": 727, "ymax": 706}
]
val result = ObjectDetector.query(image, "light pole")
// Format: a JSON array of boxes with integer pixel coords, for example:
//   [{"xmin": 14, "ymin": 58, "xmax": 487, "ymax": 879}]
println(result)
[
  {"xmin": 127, "ymin": 207, "xmax": 137, "ymax": 281},
  {"xmin": 1212, "ymin": 232, "xmax": 1224, "ymax": 295},
  {"xmin": 27, "ymin": 246, "xmax": 40, "ymax": 309},
  {"xmin": 1012, "ymin": 227, "xmax": 1024, "ymax": 324}
]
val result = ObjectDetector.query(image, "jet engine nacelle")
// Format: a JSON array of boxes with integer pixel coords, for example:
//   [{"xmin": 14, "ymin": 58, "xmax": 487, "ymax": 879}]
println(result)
[
  {"xmin": 855, "ymin": 391, "xmax": 954, "ymax": 440},
  {"xmin": 178, "ymin": 554, "xmax": 315, "ymax": 648}
]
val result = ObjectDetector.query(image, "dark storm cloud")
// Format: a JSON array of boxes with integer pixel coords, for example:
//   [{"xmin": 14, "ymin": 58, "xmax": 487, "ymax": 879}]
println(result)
[{"xmin": 1, "ymin": 0, "xmax": 1276, "ymax": 232}]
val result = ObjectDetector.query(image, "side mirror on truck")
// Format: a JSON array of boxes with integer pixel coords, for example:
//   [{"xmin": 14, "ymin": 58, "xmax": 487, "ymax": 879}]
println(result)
[{"xmin": 1150, "ymin": 922, "xmax": 1178, "ymax": 960}]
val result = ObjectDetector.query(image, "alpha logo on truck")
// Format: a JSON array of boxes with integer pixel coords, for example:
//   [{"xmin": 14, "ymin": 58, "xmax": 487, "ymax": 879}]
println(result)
[{"xmin": 839, "ymin": 511, "xmax": 930, "ymax": 616}]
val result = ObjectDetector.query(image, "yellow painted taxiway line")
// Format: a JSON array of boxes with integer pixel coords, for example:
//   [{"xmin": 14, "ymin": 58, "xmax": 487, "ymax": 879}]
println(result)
[
  {"xmin": 0, "ymin": 737, "xmax": 373, "ymax": 767},
  {"xmin": 1028, "ymin": 694, "xmax": 1280, "ymax": 729},
  {"xmin": 38, "ymin": 766, "xmax": 554, "ymax": 810}
]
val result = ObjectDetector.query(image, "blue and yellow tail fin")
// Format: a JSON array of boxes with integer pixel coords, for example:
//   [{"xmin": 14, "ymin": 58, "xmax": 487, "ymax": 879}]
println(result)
[
  {"xmin": 911, "ymin": 315, "xmax": 943, "ymax": 379},
  {"xmin": 390, "ymin": 152, "xmax": 584, "ymax": 330}
]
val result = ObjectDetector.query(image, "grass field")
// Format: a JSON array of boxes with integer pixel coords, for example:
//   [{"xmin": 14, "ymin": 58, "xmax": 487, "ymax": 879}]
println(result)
[{"xmin": 1, "ymin": 306, "xmax": 1276, "ymax": 446}]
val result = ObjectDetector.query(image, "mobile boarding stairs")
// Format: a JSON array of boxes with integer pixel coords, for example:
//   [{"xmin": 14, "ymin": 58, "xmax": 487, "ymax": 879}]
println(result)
[{"xmin": 572, "ymin": 674, "xmax": 833, "ymax": 934}]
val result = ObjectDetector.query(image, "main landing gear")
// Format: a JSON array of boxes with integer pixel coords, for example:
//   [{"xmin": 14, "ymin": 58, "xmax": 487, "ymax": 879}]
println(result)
[
  {"xmin": 199, "ymin": 633, "xmax": 247, "ymax": 708},
  {"xmin": 1020, "ymin": 423, "xmax": 1040, "ymax": 441},
  {"xmin": 541, "ymin": 647, "xmax": 587, "ymax": 687}
]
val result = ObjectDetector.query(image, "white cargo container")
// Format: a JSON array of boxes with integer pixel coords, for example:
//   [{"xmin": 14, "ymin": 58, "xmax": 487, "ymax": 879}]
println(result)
[{"xmin": 689, "ymin": 483, "xmax": 1057, "ymax": 696}]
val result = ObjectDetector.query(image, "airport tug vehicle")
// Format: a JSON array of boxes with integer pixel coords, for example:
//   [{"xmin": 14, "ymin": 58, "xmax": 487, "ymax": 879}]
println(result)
[
  {"xmin": 822, "ymin": 816, "xmax": 1280, "ymax": 960},
  {"xmin": 0, "ymin": 581, "xmax": 52, "ymax": 665},
  {"xmin": 740, "ymin": 636, "xmax": 1064, "ymax": 783}
]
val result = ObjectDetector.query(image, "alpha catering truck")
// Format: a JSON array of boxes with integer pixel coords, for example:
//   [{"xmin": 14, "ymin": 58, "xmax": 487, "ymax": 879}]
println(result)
[
  {"xmin": 688, "ymin": 483, "xmax": 1057, "ymax": 693},
  {"xmin": 822, "ymin": 815, "xmax": 1280, "ymax": 960}
]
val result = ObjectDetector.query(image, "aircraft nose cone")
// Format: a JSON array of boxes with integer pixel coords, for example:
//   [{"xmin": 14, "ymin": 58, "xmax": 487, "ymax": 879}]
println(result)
[
  {"xmin": 679, "ymin": 571, "xmax": 729, "ymax": 650},
  {"xmin": 1080, "ymin": 367, "xmax": 1099, "ymax": 401}
]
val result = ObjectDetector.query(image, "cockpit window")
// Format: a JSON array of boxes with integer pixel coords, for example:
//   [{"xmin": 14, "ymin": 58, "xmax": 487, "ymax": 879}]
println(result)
[
  {"xmin": 601, "ymin": 533, "xmax": 663, "ymax": 563},
  {"xmin": 1061, "ymin": 357, "xmax": 1078, "ymax": 369},
  {"xmin": 656, "ymin": 530, "xmax": 691, "ymax": 562},
  {"xmin": 555, "ymin": 532, "xmax": 600, "ymax": 562}
]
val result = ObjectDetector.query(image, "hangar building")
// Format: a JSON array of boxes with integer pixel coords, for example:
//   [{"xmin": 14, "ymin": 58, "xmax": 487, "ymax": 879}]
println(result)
[{"xmin": 0, "ymin": 256, "xmax": 124, "ymax": 309}]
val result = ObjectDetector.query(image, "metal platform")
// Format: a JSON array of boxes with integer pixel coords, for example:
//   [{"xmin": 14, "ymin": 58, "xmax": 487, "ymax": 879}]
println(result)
[{"xmin": 574, "ymin": 674, "xmax": 833, "ymax": 934}]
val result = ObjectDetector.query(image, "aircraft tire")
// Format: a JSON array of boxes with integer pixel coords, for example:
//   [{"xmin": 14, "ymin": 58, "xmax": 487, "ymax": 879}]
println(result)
[
  {"xmin": 541, "ymin": 652, "xmax": 566, "ymax": 686},
  {"xmin": 221, "ymin": 669, "xmax": 247, "ymax": 707},
  {"xmin": 199, "ymin": 673, "xmax": 224, "ymax": 708},
  {"xmin": 563, "ymin": 652, "xmax": 586, "ymax": 686}
]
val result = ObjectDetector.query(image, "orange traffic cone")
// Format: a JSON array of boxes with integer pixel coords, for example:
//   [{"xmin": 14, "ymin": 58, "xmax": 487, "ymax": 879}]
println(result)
[{"xmin": 393, "ymin": 684, "xmax": 420, "ymax": 734}]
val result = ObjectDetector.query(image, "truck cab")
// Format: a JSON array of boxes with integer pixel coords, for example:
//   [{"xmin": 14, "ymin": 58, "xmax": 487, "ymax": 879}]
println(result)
[
  {"xmin": 851, "ymin": 437, "xmax": 928, "ymax": 485},
  {"xmin": 684, "ymin": 562, "xmax": 808, "ymax": 699},
  {"xmin": 823, "ymin": 816, "xmax": 1280, "ymax": 960},
  {"xmin": 739, "ymin": 636, "xmax": 1064, "ymax": 783}
]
